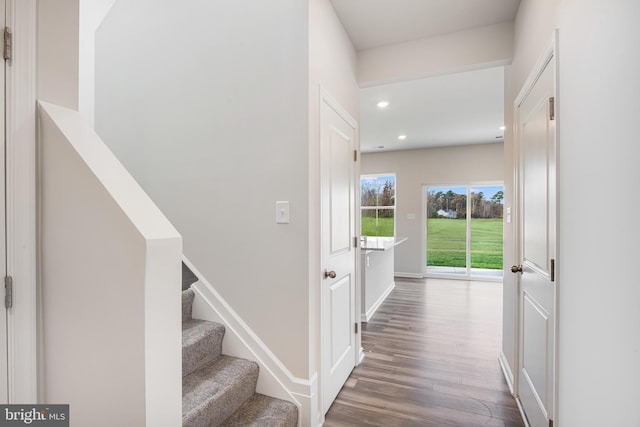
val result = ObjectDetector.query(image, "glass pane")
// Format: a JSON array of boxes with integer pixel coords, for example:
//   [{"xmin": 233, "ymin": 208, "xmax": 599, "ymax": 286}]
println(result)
[
  {"xmin": 377, "ymin": 176, "xmax": 395, "ymax": 207},
  {"xmin": 470, "ymin": 185, "xmax": 504, "ymax": 278},
  {"xmin": 376, "ymin": 208, "xmax": 394, "ymax": 237},
  {"xmin": 361, "ymin": 175, "xmax": 395, "ymax": 207},
  {"xmin": 426, "ymin": 186, "xmax": 467, "ymax": 275},
  {"xmin": 361, "ymin": 208, "xmax": 377, "ymax": 237},
  {"xmin": 361, "ymin": 177, "xmax": 379, "ymax": 207}
]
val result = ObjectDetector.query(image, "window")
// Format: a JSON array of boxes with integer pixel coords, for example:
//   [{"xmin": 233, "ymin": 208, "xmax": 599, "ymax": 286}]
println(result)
[
  {"xmin": 424, "ymin": 184, "xmax": 504, "ymax": 278},
  {"xmin": 361, "ymin": 174, "xmax": 396, "ymax": 237}
]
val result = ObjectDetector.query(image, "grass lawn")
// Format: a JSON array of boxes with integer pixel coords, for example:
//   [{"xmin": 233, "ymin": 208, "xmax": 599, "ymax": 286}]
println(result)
[
  {"xmin": 362, "ymin": 217, "xmax": 503, "ymax": 269},
  {"xmin": 361, "ymin": 216, "xmax": 394, "ymax": 237},
  {"xmin": 427, "ymin": 218, "xmax": 503, "ymax": 269}
]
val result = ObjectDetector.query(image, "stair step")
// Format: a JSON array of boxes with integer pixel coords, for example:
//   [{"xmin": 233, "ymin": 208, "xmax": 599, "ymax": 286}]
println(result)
[
  {"xmin": 182, "ymin": 288, "xmax": 195, "ymax": 321},
  {"xmin": 183, "ymin": 355, "xmax": 259, "ymax": 427},
  {"xmin": 221, "ymin": 393, "xmax": 298, "ymax": 427},
  {"xmin": 182, "ymin": 319, "xmax": 225, "ymax": 376}
]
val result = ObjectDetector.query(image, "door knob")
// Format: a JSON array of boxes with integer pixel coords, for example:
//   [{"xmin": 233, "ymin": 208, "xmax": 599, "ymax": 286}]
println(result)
[
  {"xmin": 511, "ymin": 265, "xmax": 523, "ymax": 274},
  {"xmin": 324, "ymin": 270, "xmax": 337, "ymax": 279}
]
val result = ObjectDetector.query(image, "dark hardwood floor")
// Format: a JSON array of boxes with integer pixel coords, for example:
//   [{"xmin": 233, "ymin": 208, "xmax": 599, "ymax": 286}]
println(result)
[{"xmin": 324, "ymin": 278, "xmax": 524, "ymax": 427}]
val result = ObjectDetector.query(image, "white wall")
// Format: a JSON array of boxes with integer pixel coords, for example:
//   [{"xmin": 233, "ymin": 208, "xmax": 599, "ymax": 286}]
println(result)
[
  {"xmin": 361, "ymin": 143, "xmax": 504, "ymax": 276},
  {"xmin": 507, "ymin": 0, "xmax": 640, "ymax": 425},
  {"xmin": 78, "ymin": 0, "xmax": 116, "ymax": 125},
  {"xmin": 36, "ymin": 0, "xmax": 79, "ymax": 109},
  {"xmin": 38, "ymin": 102, "xmax": 182, "ymax": 426},
  {"xmin": 358, "ymin": 21, "xmax": 514, "ymax": 87},
  {"xmin": 95, "ymin": 0, "xmax": 310, "ymax": 379}
]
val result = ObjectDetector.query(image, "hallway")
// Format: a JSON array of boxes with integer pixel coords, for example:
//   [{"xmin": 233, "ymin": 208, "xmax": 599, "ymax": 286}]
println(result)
[{"xmin": 324, "ymin": 278, "xmax": 524, "ymax": 426}]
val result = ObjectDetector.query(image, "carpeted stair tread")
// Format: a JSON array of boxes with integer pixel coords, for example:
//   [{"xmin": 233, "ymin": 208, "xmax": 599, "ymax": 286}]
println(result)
[
  {"xmin": 182, "ymin": 289, "xmax": 195, "ymax": 321},
  {"xmin": 183, "ymin": 355, "xmax": 259, "ymax": 427},
  {"xmin": 221, "ymin": 393, "xmax": 298, "ymax": 427},
  {"xmin": 182, "ymin": 319, "xmax": 225, "ymax": 376}
]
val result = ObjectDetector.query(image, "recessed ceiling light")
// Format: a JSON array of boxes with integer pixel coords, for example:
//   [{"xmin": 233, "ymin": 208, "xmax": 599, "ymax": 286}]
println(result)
[
  {"xmin": 377, "ymin": 101, "xmax": 389, "ymax": 109},
  {"xmin": 499, "ymin": 126, "xmax": 506, "ymax": 131},
  {"xmin": 397, "ymin": 134, "xmax": 407, "ymax": 140}
]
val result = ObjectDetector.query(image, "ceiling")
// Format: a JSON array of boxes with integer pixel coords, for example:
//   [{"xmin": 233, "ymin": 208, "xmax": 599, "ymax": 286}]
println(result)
[
  {"xmin": 360, "ymin": 67, "xmax": 505, "ymax": 153},
  {"xmin": 329, "ymin": 0, "xmax": 521, "ymax": 153},
  {"xmin": 329, "ymin": 0, "xmax": 521, "ymax": 51}
]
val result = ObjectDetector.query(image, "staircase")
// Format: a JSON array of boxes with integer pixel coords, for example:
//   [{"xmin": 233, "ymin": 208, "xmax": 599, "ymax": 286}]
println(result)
[{"xmin": 182, "ymin": 288, "xmax": 298, "ymax": 427}]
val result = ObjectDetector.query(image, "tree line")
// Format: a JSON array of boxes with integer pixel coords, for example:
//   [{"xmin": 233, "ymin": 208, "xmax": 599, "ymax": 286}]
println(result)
[
  {"xmin": 361, "ymin": 179, "xmax": 395, "ymax": 218},
  {"xmin": 427, "ymin": 190, "xmax": 503, "ymax": 219}
]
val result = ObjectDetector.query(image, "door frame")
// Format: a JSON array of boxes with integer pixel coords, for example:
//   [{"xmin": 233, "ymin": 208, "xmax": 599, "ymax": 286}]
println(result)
[
  {"xmin": 318, "ymin": 87, "xmax": 361, "ymax": 418},
  {"xmin": 512, "ymin": 30, "xmax": 559, "ymax": 425},
  {"xmin": 5, "ymin": 0, "xmax": 38, "ymax": 403}
]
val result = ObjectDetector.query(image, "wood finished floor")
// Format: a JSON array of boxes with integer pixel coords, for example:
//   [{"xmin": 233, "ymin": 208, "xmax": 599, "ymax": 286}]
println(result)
[{"xmin": 324, "ymin": 278, "xmax": 524, "ymax": 427}]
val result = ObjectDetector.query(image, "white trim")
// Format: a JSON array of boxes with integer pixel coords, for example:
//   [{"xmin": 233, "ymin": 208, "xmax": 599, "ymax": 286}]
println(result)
[
  {"xmin": 318, "ymin": 88, "xmax": 357, "ymax": 129},
  {"xmin": 394, "ymin": 272, "xmax": 423, "ymax": 279},
  {"xmin": 183, "ymin": 258, "xmax": 313, "ymax": 427},
  {"xmin": 515, "ymin": 396, "xmax": 531, "ymax": 427},
  {"xmin": 5, "ymin": 0, "xmax": 37, "ymax": 403},
  {"xmin": 424, "ymin": 272, "xmax": 503, "ymax": 283},
  {"xmin": 499, "ymin": 351, "xmax": 515, "ymax": 395},
  {"xmin": 361, "ymin": 281, "xmax": 394, "ymax": 323}
]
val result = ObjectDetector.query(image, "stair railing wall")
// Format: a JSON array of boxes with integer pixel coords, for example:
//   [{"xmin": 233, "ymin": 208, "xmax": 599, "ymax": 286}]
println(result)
[{"xmin": 37, "ymin": 102, "xmax": 182, "ymax": 427}]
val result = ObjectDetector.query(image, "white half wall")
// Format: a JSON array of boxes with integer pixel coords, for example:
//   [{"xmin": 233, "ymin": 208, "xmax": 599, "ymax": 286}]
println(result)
[
  {"xmin": 38, "ymin": 102, "xmax": 182, "ymax": 426},
  {"xmin": 357, "ymin": 21, "xmax": 514, "ymax": 87},
  {"xmin": 361, "ymin": 143, "xmax": 504, "ymax": 277},
  {"xmin": 360, "ymin": 250, "xmax": 395, "ymax": 322}
]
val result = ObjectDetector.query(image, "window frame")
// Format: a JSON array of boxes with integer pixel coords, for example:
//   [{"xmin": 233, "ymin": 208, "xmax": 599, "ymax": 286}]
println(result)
[
  {"xmin": 360, "ymin": 173, "xmax": 396, "ymax": 238},
  {"xmin": 422, "ymin": 182, "xmax": 504, "ymax": 280}
]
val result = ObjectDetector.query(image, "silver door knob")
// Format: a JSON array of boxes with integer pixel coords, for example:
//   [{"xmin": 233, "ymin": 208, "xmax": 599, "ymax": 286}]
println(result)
[
  {"xmin": 511, "ymin": 265, "xmax": 523, "ymax": 274},
  {"xmin": 324, "ymin": 270, "xmax": 337, "ymax": 279}
]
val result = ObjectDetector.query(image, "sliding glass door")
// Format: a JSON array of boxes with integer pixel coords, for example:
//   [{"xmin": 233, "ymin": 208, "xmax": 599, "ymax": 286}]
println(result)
[{"xmin": 424, "ymin": 184, "xmax": 504, "ymax": 278}]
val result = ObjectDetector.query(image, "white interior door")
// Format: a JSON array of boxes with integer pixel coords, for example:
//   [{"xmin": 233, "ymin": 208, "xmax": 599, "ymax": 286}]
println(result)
[
  {"xmin": 514, "ymin": 49, "xmax": 556, "ymax": 427},
  {"xmin": 320, "ymin": 92, "xmax": 357, "ymax": 414},
  {"xmin": 0, "ymin": 0, "xmax": 9, "ymax": 403}
]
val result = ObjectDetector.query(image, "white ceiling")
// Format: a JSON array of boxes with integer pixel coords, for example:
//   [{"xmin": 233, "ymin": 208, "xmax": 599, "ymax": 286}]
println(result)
[
  {"xmin": 360, "ymin": 67, "xmax": 505, "ymax": 153},
  {"xmin": 329, "ymin": 0, "xmax": 520, "ymax": 153},
  {"xmin": 329, "ymin": 0, "xmax": 521, "ymax": 51}
]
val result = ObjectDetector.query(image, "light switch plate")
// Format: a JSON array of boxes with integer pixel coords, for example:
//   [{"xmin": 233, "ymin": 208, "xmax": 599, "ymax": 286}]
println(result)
[{"xmin": 276, "ymin": 201, "xmax": 290, "ymax": 224}]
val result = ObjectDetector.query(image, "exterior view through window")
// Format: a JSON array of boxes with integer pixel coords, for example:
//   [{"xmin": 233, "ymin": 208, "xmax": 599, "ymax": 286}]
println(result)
[
  {"xmin": 361, "ymin": 174, "xmax": 396, "ymax": 237},
  {"xmin": 425, "ymin": 184, "xmax": 504, "ymax": 278}
]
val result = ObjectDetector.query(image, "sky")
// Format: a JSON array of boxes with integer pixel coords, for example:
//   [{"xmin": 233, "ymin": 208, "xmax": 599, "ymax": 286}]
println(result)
[
  {"xmin": 360, "ymin": 175, "xmax": 503, "ymax": 202},
  {"xmin": 427, "ymin": 185, "xmax": 504, "ymax": 201},
  {"xmin": 361, "ymin": 174, "xmax": 395, "ymax": 189}
]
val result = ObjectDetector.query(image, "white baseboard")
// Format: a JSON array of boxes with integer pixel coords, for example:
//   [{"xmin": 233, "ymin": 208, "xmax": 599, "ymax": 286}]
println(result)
[
  {"xmin": 500, "ymin": 352, "xmax": 528, "ymax": 426},
  {"xmin": 514, "ymin": 396, "xmax": 530, "ymax": 427},
  {"xmin": 499, "ymin": 351, "xmax": 515, "ymax": 395},
  {"xmin": 361, "ymin": 281, "xmax": 395, "ymax": 323},
  {"xmin": 183, "ymin": 258, "xmax": 315, "ymax": 427},
  {"xmin": 394, "ymin": 272, "xmax": 423, "ymax": 279}
]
